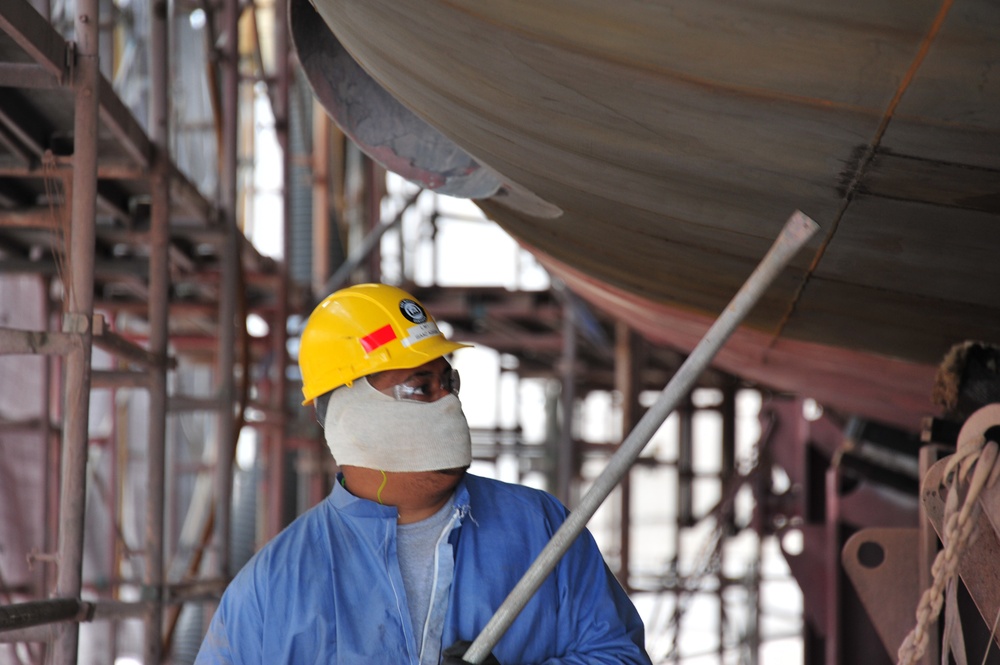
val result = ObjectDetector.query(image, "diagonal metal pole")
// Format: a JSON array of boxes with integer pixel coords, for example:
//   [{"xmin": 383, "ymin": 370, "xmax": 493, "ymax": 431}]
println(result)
[
  {"xmin": 462, "ymin": 210, "xmax": 819, "ymax": 663},
  {"xmin": 320, "ymin": 189, "xmax": 421, "ymax": 296}
]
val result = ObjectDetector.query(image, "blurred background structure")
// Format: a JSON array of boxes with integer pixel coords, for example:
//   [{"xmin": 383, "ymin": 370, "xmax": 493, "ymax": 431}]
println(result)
[{"xmin": 1, "ymin": 0, "xmax": 999, "ymax": 663}]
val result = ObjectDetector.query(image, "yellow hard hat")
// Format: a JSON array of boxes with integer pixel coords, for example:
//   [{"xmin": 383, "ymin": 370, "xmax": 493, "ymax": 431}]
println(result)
[{"xmin": 299, "ymin": 283, "xmax": 470, "ymax": 405}]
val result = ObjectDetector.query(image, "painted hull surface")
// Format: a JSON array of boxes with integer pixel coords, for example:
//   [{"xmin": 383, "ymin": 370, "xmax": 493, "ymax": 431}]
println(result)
[{"xmin": 302, "ymin": 0, "xmax": 1000, "ymax": 431}]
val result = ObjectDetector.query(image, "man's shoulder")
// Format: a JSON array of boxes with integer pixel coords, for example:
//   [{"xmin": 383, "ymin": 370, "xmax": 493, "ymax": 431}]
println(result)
[
  {"xmin": 463, "ymin": 472, "xmax": 552, "ymax": 498},
  {"xmin": 233, "ymin": 496, "xmax": 334, "ymax": 580},
  {"xmin": 463, "ymin": 473, "xmax": 568, "ymax": 518}
]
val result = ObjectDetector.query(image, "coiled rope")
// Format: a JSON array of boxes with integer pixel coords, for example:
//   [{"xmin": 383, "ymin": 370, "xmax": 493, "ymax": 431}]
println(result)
[{"xmin": 897, "ymin": 404, "xmax": 1000, "ymax": 665}]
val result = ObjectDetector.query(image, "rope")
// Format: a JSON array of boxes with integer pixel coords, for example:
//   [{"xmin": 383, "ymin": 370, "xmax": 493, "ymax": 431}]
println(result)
[{"xmin": 897, "ymin": 403, "xmax": 1000, "ymax": 665}]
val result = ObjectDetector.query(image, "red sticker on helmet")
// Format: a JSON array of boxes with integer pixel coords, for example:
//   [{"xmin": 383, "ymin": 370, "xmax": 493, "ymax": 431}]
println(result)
[{"xmin": 360, "ymin": 324, "xmax": 397, "ymax": 353}]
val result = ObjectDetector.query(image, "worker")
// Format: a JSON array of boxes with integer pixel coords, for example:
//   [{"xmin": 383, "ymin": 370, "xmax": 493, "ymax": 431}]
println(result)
[{"xmin": 195, "ymin": 283, "xmax": 650, "ymax": 664}]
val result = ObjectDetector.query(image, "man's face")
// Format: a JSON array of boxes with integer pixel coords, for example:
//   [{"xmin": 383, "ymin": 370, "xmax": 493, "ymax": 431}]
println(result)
[
  {"xmin": 336, "ymin": 357, "xmax": 469, "ymax": 519},
  {"xmin": 362, "ymin": 356, "xmax": 468, "ymax": 479},
  {"xmin": 366, "ymin": 357, "xmax": 458, "ymax": 403}
]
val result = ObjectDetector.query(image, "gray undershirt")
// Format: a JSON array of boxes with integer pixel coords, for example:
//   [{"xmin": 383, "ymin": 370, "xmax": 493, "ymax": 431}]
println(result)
[{"xmin": 397, "ymin": 497, "xmax": 456, "ymax": 664}]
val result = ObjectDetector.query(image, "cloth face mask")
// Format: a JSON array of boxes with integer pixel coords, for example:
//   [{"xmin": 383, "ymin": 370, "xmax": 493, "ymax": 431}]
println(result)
[{"xmin": 323, "ymin": 377, "xmax": 472, "ymax": 472}]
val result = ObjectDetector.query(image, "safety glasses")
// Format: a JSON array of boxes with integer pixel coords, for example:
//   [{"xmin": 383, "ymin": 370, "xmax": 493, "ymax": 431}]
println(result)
[{"xmin": 373, "ymin": 364, "xmax": 460, "ymax": 403}]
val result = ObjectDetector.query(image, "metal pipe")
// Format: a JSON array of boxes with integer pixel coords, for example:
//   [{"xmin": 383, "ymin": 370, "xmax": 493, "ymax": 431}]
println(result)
[
  {"xmin": 0, "ymin": 599, "xmax": 88, "ymax": 631},
  {"xmin": 556, "ymin": 297, "xmax": 577, "ymax": 506},
  {"xmin": 267, "ymin": 0, "xmax": 291, "ymax": 540},
  {"xmin": 144, "ymin": 151, "xmax": 171, "ymax": 660},
  {"xmin": 614, "ymin": 321, "xmax": 642, "ymax": 591},
  {"xmin": 824, "ymin": 465, "xmax": 841, "ymax": 665},
  {"xmin": 462, "ymin": 210, "xmax": 819, "ymax": 663},
  {"xmin": 0, "ymin": 599, "xmax": 152, "ymax": 642},
  {"xmin": 145, "ymin": 0, "xmax": 171, "ymax": 653},
  {"xmin": 42, "ymin": 284, "xmax": 57, "ymax": 599},
  {"xmin": 718, "ymin": 382, "xmax": 736, "ymax": 660},
  {"xmin": 366, "ymin": 159, "xmax": 383, "ymax": 283},
  {"xmin": 49, "ymin": 0, "xmax": 100, "ymax": 660},
  {"xmin": 149, "ymin": 0, "xmax": 169, "ymax": 147},
  {"xmin": 215, "ymin": 0, "xmax": 241, "ymax": 580},
  {"xmin": 677, "ymin": 392, "xmax": 694, "ymax": 527},
  {"xmin": 720, "ymin": 382, "xmax": 736, "ymax": 535}
]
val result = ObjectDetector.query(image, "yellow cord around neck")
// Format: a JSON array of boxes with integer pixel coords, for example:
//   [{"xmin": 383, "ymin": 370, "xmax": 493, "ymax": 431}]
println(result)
[{"xmin": 376, "ymin": 470, "xmax": 388, "ymax": 505}]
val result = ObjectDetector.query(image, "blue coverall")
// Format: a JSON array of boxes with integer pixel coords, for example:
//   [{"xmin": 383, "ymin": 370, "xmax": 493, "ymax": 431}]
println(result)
[{"xmin": 195, "ymin": 473, "xmax": 651, "ymax": 664}]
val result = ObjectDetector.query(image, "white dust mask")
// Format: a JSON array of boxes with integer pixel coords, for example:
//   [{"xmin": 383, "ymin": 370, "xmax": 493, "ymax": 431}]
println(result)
[{"xmin": 323, "ymin": 378, "xmax": 472, "ymax": 472}]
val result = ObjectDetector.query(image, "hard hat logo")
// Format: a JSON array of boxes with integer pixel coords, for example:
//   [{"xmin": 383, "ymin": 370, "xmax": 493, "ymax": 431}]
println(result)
[{"xmin": 399, "ymin": 299, "xmax": 427, "ymax": 324}]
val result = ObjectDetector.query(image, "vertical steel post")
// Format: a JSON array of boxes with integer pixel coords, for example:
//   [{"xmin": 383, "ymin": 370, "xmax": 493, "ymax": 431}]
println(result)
[
  {"xmin": 312, "ymin": 111, "xmax": 332, "ymax": 295},
  {"xmin": 678, "ymin": 391, "xmax": 694, "ymax": 527},
  {"xmin": 267, "ymin": 0, "xmax": 291, "ymax": 539},
  {"xmin": 144, "ymin": 0, "xmax": 171, "ymax": 659},
  {"xmin": 718, "ymin": 382, "xmax": 736, "ymax": 661},
  {"xmin": 720, "ymin": 383, "xmax": 736, "ymax": 533},
  {"xmin": 748, "ymin": 536, "xmax": 762, "ymax": 665},
  {"xmin": 512, "ymin": 369, "xmax": 523, "ymax": 485},
  {"xmin": 49, "ymin": 0, "xmax": 100, "ymax": 660},
  {"xmin": 614, "ymin": 321, "xmax": 641, "ymax": 591},
  {"xmin": 825, "ymin": 465, "xmax": 842, "ymax": 665},
  {"xmin": 556, "ymin": 299, "xmax": 577, "ymax": 506},
  {"xmin": 43, "ymin": 278, "xmax": 58, "ymax": 598},
  {"xmin": 214, "ymin": 0, "xmax": 241, "ymax": 579},
  {"xmin": 366, "ymin": 159, "xmax": 382, "ymax": 283}
]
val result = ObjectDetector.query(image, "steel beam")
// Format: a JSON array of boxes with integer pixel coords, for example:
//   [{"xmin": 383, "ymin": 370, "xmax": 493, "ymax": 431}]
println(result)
[
  {"xmin": 0, "ymin": 0, "xmax": 69, "ymax": 79},
  {"xmin": 92, "ymin": 315, "xmax": 164, "ymax": 367},
  {"xmin": 0, "ymin": 63, "xmax": 61, "ymax": 89},
  {"xmin": 0, "ymin": 95, "xmax": 51, "ymax": 158},
  {"xmin": 97, "ymin": 77, "xmax": 152, "ymax": 168},
  {"xmin": 0, "ymin": 326, "xmax": 79, "ymax": 355},
  {"xmin": 91, "ymin": 370, "xmax": 150, "ymax": 389},
  {"xmin": 0, "ymin": 207, "xmax": 61, "ymax": 229}
]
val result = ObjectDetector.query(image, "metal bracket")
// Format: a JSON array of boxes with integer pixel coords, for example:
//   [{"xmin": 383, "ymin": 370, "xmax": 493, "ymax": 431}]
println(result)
[
  {"xmin": 61, "ymin": 312, "xmax": 90, "ymax": 334},
  {"xmin": 842, "ymin": 527, "xmax": 922, "ymax": 660}
]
